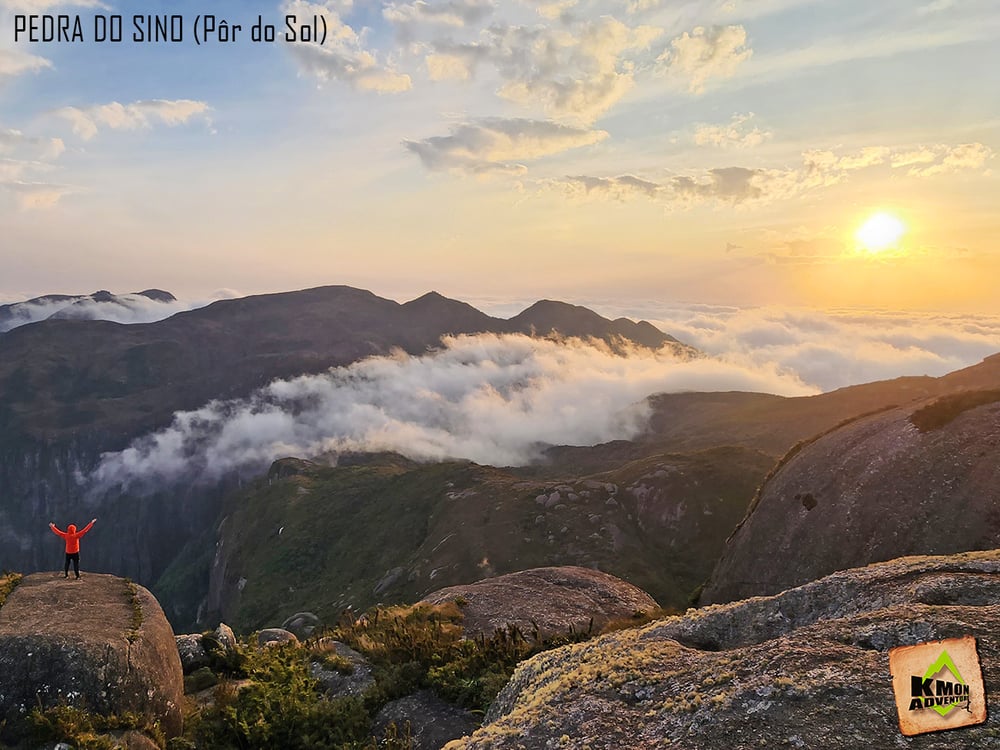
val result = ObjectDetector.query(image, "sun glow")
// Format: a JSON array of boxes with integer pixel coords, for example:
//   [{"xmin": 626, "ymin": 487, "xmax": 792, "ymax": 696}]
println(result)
[{"xmin": 855, "ymin": 212, "xmax": 906, "ymax": 254}]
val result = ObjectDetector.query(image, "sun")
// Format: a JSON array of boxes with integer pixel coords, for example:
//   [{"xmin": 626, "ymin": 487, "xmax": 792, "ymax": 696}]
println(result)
[{"xmin": 855, "ymin": 212, "xmax": 906, "ymax": 253}]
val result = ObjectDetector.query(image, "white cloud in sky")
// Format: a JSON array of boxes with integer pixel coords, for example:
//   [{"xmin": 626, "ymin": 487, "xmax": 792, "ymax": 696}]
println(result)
[
  {"xmin": 55, "ymin": 99, "xmax": 210, "ymax": 140},
  {"xmin": 283, "ymin": 0, "xmax": 413, "ymax": 92},
  {"xmin": 0, "ymin": 48, "xmax": 52, "ymax": 79},
  {"xmin": 427, "ymin": 16, "xmax": 662, "ymax": 122},
  {"xmin": 542, "ymin": 141, "xmax": 995, "ymax": 207},
  {"xmin": 659, "ymin": 25, "xmax": 752, "ymax": 93},
  {"xmin": 1, "ymin": 181, "xmax": 71, "ymax": 210},
  {"xmin": 694, "ymin": 113, "xmax": 771, "ymax": 149},
  {"xmin": 1, "ymin": 0, "xmax": 105, "ymax": 9},
  {"xmin": 531, "ymin": 0, "xmax": 578, "ymax": 20},
  {"xmin": 405, "ymin": 117, "xmax": 608, "ymax": 174},
  {"xmin": 0, "ymin": 127, "xmax": 68, "ymax": 209},
  {"xmin": 384, "ymin": 0, "xmax": 495, "ymax": 28},
  {"xmin": 0, "ymin": 129, "xmax": 65, "ymax": 160}
]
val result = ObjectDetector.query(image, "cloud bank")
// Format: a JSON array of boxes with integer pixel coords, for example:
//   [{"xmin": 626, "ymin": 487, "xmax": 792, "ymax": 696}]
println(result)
[
  {"xmin": 0, "ymin": 290, "xmax": 237, "ymax": 332},
  {"xmin": 90, "ymin": 332, "xmax": 815, "ymax": 490},
  {"xmin": 578, "ymin": 302, "xmax": 1000, "ymax": 392},
  {"xmin": 55, "ymin": 100, "xmax": 211, "ymax": 140},
  {"xmin": 404, "ymin": 118, "xmax": 607, "ymax": 174}
]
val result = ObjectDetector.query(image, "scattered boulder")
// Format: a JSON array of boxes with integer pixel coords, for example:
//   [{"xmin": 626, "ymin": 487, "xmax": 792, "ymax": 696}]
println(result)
[
  {"xmin": 374, "ymin": 690, "xmax": 479, "ymax": 750},
  {"xmin": 257, "ymin": 627, "xmax": 298, "ymax": 648},
  {"xmin": 175, "ymin": 633, "xmax": 210, "ymax": 673},
  {"xmin": 309, "ymin": 641, "xmax": 375, "ymax": 698},
  {"xmin": 282, "ymin": 611, "xmax": 321, "ymax": 639},
  {"xmin": 421, "ymin": 566, "xmax": 658, "ymax": 639},
  {"xmin": 703, "ymin": 398, "xmax": 1000, "ymax": 604},
  {"xmin": 0, "ymin": 573, "xmax": 184, "ymax": 744},
  {"xmin": 214, "ymin": 622, "xmax": 237, "ymax": 651},
  {"xmin": 446, "ymin": 549, "xmax": 1000, "ymax": 749}
]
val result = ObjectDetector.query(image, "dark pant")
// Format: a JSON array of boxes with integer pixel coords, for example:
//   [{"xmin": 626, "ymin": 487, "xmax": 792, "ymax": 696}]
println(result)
[{"xmin": 64, "ymin": 553, "xmax": 80, "ymax": 577}]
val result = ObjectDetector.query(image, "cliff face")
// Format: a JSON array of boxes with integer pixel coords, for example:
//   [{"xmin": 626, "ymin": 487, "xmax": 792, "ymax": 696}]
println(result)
[
  {"xmin": 0, "ymin": 573, "xmax": 184, "ymax": 745},
  {"xmin": 702, "ymin": 395, "xmax": 1000, "ymax": 605},
  {"xmin": 0, "ymin": 433, "xmax": 228, "ymax": 585},
  {"xmin": 447, "ymin": 549, "xmax": 1000, "ymax": 750}
]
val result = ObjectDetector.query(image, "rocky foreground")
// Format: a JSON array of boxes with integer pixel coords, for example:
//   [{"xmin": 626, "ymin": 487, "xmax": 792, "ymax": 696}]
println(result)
[
  {"xmin": 421, "ymin": 566, "xmax": 659, "ymax": 639},
  {"xmin": 0, "ymin": 573, "xmax": 183, "ymax": 747},
  {"xmin": 447, "ymin": 549, "xmax": 1000, "ymax": 749}
]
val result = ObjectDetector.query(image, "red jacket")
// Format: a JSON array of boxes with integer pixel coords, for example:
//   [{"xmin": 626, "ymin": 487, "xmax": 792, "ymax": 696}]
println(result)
[{"xmin": 50, "ymin": 521, "xmax": 95, "ymax": 554}]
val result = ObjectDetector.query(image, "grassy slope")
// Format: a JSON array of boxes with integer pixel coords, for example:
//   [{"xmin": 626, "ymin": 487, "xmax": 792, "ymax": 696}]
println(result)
[{"xmin": 170, "ymin": 447, "xmax": 774, "ymax": 634}]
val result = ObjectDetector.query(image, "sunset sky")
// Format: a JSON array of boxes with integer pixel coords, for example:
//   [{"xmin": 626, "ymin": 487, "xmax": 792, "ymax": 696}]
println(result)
[{"xmin": 2, "ymin": 0, "xmax": 998, "ymax": 311}]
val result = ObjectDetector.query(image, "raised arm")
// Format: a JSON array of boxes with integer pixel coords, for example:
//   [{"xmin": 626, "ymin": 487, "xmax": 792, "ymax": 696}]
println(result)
[
  {"xmin": 49, "ymin": 522, "xmax": 67, "ymax": 538},
  {"xmin": 77, "ymin": 518, "xmax": 96, "ymax": 536}
]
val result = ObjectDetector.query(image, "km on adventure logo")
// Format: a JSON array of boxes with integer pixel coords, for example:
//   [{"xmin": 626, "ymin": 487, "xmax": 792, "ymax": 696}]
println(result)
[{"xmin": 889, "ymin": 636, "xmax": 987, "ymax": 736}]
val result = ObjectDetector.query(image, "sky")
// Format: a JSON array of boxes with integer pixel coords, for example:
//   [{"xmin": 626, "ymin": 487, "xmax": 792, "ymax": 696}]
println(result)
[{"xmin": 1, "ymin": 0, "xmax": 999, "ymax": 311}]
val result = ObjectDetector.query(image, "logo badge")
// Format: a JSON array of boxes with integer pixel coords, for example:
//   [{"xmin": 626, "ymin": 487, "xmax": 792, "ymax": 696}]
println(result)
[{"xmin": 889, "ymin": 636, "xmax": 987, "ymax": 736}]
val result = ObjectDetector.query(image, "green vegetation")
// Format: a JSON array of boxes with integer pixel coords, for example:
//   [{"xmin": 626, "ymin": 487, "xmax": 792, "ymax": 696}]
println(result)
[
  {"xmin": 327, "ymin": 601, "xmax": 593, "ymax": 713},
  {"xmin": 188, "ymin": 643, "xmax": 372, "ymax": 750},
  {"xmin": 186, "ymin": 447, "xmax": 771, "ymax": 634},
  {"xmin": 910, "ymin": 390, "xmax": 1000, "ymax": 432},
  {"xmin": 123, "ymin": 578, "xmax": 144, "ymax": 643},
  {"xmin": 29, "ymin": 705, "xmax": 165, "ymax": 750},
  {"xmin": 0, "ymin": 572, "xmax": 23, "ymax": 609},
  {"xmin": 172, "ymin": 600, "xmax": 659, "ymax": 749}
]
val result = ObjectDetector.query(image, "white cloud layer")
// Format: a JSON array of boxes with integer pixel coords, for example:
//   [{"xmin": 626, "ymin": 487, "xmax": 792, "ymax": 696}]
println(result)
[
  {"xmin": 543, "ymin": 141, "xmax": 995, "ymax": 207},
  {"xmin": 54, "ymin": 99, "xmax": 210, "ymax": 140},
  {"xmin": 574, "ymin": 302, "xmax": 1000, "ymax": 392},
  {"xmin": 405, "ymin": 117, "xmax": 607, "ymax": 173},
  {"xmin": 659, "ymin": 25, "xmax": 752, "ymax": 93},
  {"xmin": 0, "ymin": 48, "xmax": 52, "ymax": 79},
  {"xmin": 283, "ymin": 0, "xmax": 413, "ymax": 92},
  {"xmin": 0, "ymin": 290, "xmax": 237, "ymax": 332},
  {"xmin": 694, "ymin": 113, "xmax": 771, "ymax": 149},
  {"xmin": 384, "ymin": 0, "xmax": 495, "ymax": 28},
  {"xmin": 425, "ymin": 15, "xmax": 662, "ymax": 122},
  {"xmin": 89, "ymin": 332, "xmax": 816, "ymax": 489}
]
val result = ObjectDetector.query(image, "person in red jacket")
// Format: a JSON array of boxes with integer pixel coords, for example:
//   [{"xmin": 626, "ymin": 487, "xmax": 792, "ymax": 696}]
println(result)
[{"xmin": 49, "ymin": 518, "xmax": 97, "ymax": 579}]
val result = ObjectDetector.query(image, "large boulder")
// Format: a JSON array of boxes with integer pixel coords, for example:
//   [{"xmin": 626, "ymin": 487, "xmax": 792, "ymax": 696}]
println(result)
[
  {"xmin": 0, "ymin": 573, "xmax": 184, "ymax": 744},
  {"xmin": 446, "ymin": 549, "xmax": 1000, "ymax": 749},
  {"xmin": 373, "ymin": 690, "xmax": 479, "ymax": 750},
  {"xmin": 421, "ymin": 566, "xmax": 658, "ymax": 639},
  {"xmin": 702, "ymin": 395, "xmax": 1000, "ymax": 604}
]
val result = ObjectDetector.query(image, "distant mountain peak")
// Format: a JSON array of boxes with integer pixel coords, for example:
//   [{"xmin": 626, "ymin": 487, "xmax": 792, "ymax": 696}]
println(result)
[{"xmin": 135, "ymin": 289, "xmax": 177, "ymax": 303}]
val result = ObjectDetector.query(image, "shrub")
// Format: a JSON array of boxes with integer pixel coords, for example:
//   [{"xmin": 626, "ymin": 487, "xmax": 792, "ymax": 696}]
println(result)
[
  {"xmin": 188, "ymin": 642, "xmax": 371, "ymax": 750},
  {"xmin": 29, "ymin": 705, "xmax": 164, "ymax": 750},
  {"xmin": 910, "ymin": 390, "xmax": 1000, "ymax": 432}
]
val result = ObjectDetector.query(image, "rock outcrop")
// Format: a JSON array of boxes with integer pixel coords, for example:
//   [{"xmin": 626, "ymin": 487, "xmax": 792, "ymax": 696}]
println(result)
[
  {"xmin": 702, "ymin": 395, "xmax": 1000, "ymax": 604},
  {"xmin": 446, "ymin": 549, "xmax": 1000, "ymax": 749},
  {"xmin": 0, "ymin": 573, "xmax": 184, "ymax": 744},
  {"xmin": 422, "ymin": 566, "xmax": 659, "ymax": 638},
  {"xmin": 373, "ymin": 690, "xmax": 479, "ymax": 750}
]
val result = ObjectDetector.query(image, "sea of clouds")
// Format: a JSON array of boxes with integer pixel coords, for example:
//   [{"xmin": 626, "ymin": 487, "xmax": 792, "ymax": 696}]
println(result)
[
  {"xmin": 13, "ymin": 290, "xmax": 989, "ymax": 490},
  {"xmin": 0, "ymin": 290, "xmax": 239, "ymax": 332},
  {"xmin": 89, "ymin": 332, "xmax": 818, "ymax": 491}
]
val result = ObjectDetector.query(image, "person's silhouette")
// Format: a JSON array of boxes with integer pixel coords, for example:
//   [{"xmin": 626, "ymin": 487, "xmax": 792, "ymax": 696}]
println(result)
[{"xmin": 49, "ymin": 519, "xmax": 97, "ymax": 579}]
